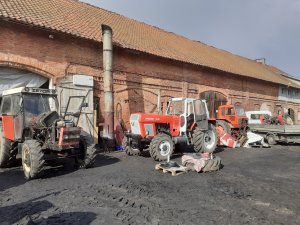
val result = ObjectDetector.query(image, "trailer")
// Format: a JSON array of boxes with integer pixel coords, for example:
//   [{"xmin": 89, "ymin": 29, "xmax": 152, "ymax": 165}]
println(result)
[{"xmin": 249, "ymin": 124, "xmax": 300, "ymax": 145}]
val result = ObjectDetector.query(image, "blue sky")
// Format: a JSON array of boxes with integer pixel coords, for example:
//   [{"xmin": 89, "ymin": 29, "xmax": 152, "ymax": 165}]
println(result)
[{"xmin": 82, "ymin": 0, "xmax": 300, "ymax": 78}]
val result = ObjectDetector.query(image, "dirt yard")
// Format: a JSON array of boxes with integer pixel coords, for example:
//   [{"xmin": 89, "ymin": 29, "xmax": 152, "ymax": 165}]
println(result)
[{"xmin": 0, "ymin": 146, "xmax": 299, "ymax": 225}]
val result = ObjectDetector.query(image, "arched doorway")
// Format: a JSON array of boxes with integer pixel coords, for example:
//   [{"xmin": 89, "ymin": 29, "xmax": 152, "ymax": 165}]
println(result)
[
  {"xmin": 0, "ymin": 67, "xmax": 49, "ymax": 93},
  {"xmin": 200, "ymin": 91, "xmax": 227, "ymax": 118},
  {"xmin": 288, "ymin": 108, "xmax": 295, "ymax": 123}
]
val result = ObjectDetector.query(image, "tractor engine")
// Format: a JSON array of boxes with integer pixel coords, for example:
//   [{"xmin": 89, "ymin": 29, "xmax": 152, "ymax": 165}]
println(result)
[
  {"xmin": 129, "ymin": 113, "xmax": 180, "ymax": 138},
  {"xmin": 32, "ymin": 111, "xmax": 81, "ymax": 150}
]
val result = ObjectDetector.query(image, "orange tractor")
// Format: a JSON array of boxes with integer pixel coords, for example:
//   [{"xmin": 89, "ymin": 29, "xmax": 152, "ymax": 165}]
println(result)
[
  {"xmin": 215, "ymin": 104, "xmax": 249, "ymax": 142},
  {"xmin": 123, "ymin": 98, "xmax": 217, "ymax": 161}
]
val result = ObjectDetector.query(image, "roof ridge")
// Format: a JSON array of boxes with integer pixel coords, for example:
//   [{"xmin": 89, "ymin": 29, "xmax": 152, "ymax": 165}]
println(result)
[
  {"xmin": 74, "ymin": 0, "xmax": 271, "ymax": 69},
  {"xmin": 0, "ymin": 0, "xmax": 298, "ymax": 87}
]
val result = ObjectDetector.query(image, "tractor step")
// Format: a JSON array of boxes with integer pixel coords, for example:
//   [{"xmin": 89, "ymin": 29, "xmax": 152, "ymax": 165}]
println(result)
[{"xmin": 155, "ymin": 163, "xmax": 188, "ymax": 176}]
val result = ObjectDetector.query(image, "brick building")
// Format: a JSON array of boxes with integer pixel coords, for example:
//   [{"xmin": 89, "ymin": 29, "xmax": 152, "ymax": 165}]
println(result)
[{"xmin": 1, "ymin": 0, "xmax": 300, "ymax": 137}]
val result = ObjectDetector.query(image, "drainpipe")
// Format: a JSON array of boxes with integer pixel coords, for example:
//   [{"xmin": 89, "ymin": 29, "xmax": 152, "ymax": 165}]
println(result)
[{"xmin": 102, "ymin": 24, "xmax": 114, "ymax": 149}]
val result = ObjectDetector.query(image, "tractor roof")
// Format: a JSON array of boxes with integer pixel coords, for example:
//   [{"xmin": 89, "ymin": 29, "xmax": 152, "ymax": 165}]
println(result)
[
  {"xmin": 2, "ymin": 87, "xmax": 57, "ymax": 96},
  {"xmin": 170, "ymin": 97, "xmax": 206, "ymax": 103}
]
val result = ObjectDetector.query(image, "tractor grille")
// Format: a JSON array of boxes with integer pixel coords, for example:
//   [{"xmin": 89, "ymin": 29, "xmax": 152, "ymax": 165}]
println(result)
[{"xmin": 59, "ymin": 127, "xmax": 81, "ymax": 147}]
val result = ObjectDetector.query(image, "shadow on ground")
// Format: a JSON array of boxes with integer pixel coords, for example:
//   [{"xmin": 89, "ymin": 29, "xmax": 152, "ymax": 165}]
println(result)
[
  {"xmin": 27, "ymin": 212, "xmax": 96, "ymax": 225},
  {"xmin": 0, "ymin": 193, "xmax": 96, "ymax": 225},
  {"xmin": 0, "ymin": 152, "xmax": 121, "ymax": 184},
  {"xmin": 0, "ymin": 167, "xmax": 26, "ymax": 192},
  {"xmin": 42, "ymin": 153, "xmax": 120, "ymax": 179}
]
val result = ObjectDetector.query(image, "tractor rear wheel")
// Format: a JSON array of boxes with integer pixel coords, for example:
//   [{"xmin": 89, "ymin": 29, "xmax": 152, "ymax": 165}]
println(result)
[
  {"xmin": 193, "ymin": 124, "xmax": 217, "ymax": 153},
  {"xmin": 76, "ymin": 136, "xmax": 97, "ymax": 168},
  {"xmin": 123, "ymin": 137, "xmax": 141, "ymax": 156},
  {"xmin": 22, "ymin": 140, "xmax": 45, "ymax": 180},
  {"xmin": 0, "ymin": 122, "xmax": 16, "ymax": 168},
  {"xmin": 149, "ymin": 133, "xmax": 174, "ymax": 161}
]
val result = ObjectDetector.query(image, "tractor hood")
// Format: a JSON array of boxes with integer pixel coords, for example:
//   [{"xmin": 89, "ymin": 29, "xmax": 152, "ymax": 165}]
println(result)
[{"xmin": 129, "ymin": 113, "xmax": 180, "ymax": 138}]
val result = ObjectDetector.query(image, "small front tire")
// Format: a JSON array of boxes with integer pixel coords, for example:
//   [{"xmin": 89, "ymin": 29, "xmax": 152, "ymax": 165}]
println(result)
[
  {"xmin": 149, "ymin": 133, "xmax": 174, "ymax": 161},
  {"xmin": 266, "ymin": 134, "xmax": 277, "ymax": 145},
  {"xmin": 22, "ymin": 140, "xmax": 45, "ymax": 180}
]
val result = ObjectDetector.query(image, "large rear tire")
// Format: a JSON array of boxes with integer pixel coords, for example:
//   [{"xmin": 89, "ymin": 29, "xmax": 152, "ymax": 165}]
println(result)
[
  {"xmin": 122, "ymin": 136, "xmax": 141, "ymax": 156},
  {"xmin": 76, "ymin": 137, "xmax": 97, "ymax": 169},
  {"xmin": 193, "ymin": 124, "xmax": 217, "ymax": 153},
  {"xmin": 149, "ymin": 133, "xmax": 174, "ymax": 161},
  {"xmin": 22, "ymin": 140, "xmax": 45, "ymax": 180},
  {"xmin": 0, "ymin": 122, "xmax": 16, "ymax": 168}
]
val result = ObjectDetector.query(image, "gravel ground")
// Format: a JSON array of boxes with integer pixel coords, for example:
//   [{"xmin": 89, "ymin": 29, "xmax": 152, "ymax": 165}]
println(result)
[{"xmin": 0, "ymin": 146, "xmax": 300, "ymax": 225}]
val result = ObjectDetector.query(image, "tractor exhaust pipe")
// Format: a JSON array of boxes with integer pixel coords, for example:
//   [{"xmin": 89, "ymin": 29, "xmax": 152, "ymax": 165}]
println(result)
[{"xmin": 102, "ymin": 24, "xmax": 114, "ymax": 149}]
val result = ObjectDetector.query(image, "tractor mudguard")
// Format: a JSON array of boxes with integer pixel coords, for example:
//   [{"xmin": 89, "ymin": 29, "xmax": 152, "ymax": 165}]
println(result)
[{"xmin": 2, "ymin": 115, "xmax": 15, "ymax": 141}]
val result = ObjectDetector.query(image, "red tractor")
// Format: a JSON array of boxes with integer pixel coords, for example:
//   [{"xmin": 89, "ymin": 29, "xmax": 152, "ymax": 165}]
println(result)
[
  {"xmin": 123, "ymin": 98, "xmax": 217, "ymax": 161},
  {"xmin": 216, "ymin": 104, "xmax": 248, "ymax": 141},
  {"xmin": 0, "ymin": 87, "xmax": 96, "ymax": 179}
]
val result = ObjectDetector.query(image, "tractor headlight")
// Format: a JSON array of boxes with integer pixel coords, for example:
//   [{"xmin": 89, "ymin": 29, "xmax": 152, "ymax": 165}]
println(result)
[{"xmin": 64, "ymin": 135, "xmax": 69, "ymax": 140}]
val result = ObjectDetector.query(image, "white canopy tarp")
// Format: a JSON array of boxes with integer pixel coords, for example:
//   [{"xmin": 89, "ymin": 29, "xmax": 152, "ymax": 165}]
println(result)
[{"xmin": 0, "ymin": 68, "xmax": 48, "ymax": 95}]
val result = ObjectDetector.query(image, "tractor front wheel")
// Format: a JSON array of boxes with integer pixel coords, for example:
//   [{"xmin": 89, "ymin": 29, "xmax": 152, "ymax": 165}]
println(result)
[
  {"xmin": 122, "ymin": 137, "xmax": 141, "ymax": 156},
  {"xmin": 193, "ymin": 124, "xmax": 217, "ymax": 153},
  {"xmin": 149, "ymin": 133, "xmax": 174, "ymax": 161},
  {"xmin": 22, "ymin": 140, "xmax": 45, "ymax": 180}
]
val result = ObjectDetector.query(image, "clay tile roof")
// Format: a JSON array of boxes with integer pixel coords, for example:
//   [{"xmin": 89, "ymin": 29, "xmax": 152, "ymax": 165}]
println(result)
[{"xmin": 0, "ymin": 0, "xmax": 297, "ymax": 87}]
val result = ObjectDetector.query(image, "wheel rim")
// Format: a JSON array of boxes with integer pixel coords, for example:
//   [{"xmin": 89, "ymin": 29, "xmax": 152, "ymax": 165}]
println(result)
[
  {"xmin": 23, "ymin": 147, "xmax": 31, "ymax": 173},
  {"xmin": 267, "ymin": 135, "xmax": 275, "ymax": 144},
  {"xmin": 204, "ymin": 130, "xmax": 216, "ymax": 150},
  {"xmin": 159, "ymin": 140, "xmax": 171, "ymax": 157}
]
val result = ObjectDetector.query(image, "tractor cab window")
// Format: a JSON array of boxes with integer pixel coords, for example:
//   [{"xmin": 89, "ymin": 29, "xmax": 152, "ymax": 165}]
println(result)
[
  {"xmin": 226, "ymin": 107, "xmax": 234, "ymax": 115},
  {"xmin": 0, "ymin": 96, "xmax": 12, "ymax": 115},
  {"xmin": 187, "ymin": 102, "xmax": 194, "ymax": 116},
  {"xmin": 23, "ymin": 94, "xmax": 58, "ymax": 125},
  {"xmin": 167, "ymin": 100, "xmax": 185, "ymax": 116},
  {"xmin": 235, "ymin": 106, "xmax": 246, "ymax": 116},
  {"xmin": 0, "ymin": 95, "xmax": 23, "ymax": 116}
]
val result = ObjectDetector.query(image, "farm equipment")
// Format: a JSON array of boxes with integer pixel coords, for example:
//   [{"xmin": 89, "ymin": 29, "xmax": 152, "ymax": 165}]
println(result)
[
  {"xmin": 216, "ymin": 104, "xmax": 249, "ymax": 144},
  {"xmin": 0, "ymin": 87, "xmax": 96, "ymax": 179},
  {"xmin": 246, "ymin": 110, "xmax": 300, "ymax": 145},
  {"xmin": 123, "ymin": 98, "xmax": 217, "ymax": 161}
]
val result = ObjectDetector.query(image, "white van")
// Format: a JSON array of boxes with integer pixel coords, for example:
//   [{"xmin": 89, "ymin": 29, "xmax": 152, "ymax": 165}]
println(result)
[{"xmin": 246, "ymin": 111, "xmax": 272, "ymax": 125}]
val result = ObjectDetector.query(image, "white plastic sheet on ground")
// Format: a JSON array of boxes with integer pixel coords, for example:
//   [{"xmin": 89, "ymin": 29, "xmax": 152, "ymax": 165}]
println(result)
[
  {"xmin": 0, "ymin": 68, "xmax": 48, "ymax": 95},
  {"xmin": 243, "ymin": 131, "xmax": 269, "ymax": 148}
]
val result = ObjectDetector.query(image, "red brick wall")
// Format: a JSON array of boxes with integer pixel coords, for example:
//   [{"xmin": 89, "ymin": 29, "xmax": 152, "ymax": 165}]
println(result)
[{"xmin": 1, "ymin": 21, "xmax": 299, "ymax": 126}]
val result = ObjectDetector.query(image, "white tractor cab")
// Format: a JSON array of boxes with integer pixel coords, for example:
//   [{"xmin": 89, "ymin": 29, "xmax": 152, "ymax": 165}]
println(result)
[
  {"xmin": 0, "ymin": 87, "xmax": 96, "ymax": 179},
  {"xmin": 246, "ymin": 111, "xmax": 272, "ymax": 125},
  {"xmin": 166, "ymin": 98, "xmax": 210, "ymax": 135}
]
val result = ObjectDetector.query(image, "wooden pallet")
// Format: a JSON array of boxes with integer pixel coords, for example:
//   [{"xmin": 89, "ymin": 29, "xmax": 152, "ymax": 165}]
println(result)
[{"xmin": 155, "ymin": 164, "xmax": 188, "ymax": 176}]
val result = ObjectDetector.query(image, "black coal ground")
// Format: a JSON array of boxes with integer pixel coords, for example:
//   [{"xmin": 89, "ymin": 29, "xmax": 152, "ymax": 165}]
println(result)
[{"xmin": 0, "ymin": 146, "xmax": 299, "ymax": 225}]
